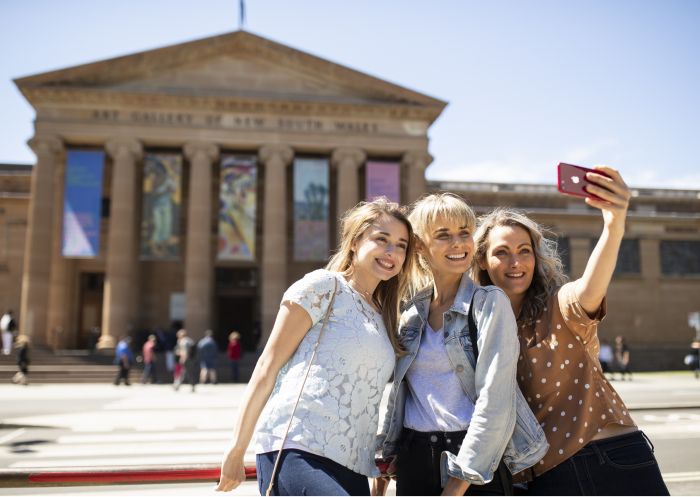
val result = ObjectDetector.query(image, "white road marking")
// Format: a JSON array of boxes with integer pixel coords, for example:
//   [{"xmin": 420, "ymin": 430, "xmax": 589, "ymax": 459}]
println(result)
[
  {"xmin": 8, "ymin": 441, "xmax": 228, "ymax": 458},
  {"xmin": 0, "ymin": 428, "xmax": 26, "ymax": 444},
  {"xmin": 663, "ymin": 471, "xmax": 700, "ymax": 483},
  {"xmin": 10, "ymin": 453, "xmax": 225, "ymax": 468},
  {"xmin": 57, "ymin": 430, "xmax": 230, "ymax": 444},
  {"xmin": 636, "ymin": 423, "xmax": 700, "ymax": 438}
]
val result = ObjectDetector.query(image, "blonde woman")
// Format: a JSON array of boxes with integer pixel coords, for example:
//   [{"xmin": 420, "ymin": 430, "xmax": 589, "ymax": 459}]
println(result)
[
  {"xmin": 473, "ymin": 167, "xmax": 668, "ymax": 495},
  {"xmin": 376, "ymin": 193, "xmax": 547, "ymax": 496},
  {"xmin": 217, "ymin": 198, "xmax": 414, "ymax": 496}
]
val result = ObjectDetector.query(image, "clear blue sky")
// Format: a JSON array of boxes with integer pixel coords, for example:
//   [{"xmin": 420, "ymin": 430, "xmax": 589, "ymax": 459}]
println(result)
[{"xmin": 2, "ymin": 0, "xmax": 699, "ymax": 188}]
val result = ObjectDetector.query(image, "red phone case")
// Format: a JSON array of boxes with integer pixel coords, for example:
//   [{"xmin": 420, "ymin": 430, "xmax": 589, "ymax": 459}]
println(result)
[{"xmin": 557, "ymin": 163, "xmax": 609, "ymax": 199}]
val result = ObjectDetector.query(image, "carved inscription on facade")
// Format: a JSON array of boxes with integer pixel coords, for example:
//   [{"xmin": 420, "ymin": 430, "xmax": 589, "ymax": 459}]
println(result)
[{"xmin": 90, "ymin": 109, "xmax": 380, "ymax": 134}]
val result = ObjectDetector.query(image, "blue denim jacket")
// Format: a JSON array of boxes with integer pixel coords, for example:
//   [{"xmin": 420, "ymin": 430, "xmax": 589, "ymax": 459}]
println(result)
[{"xmin": 377, "ymin": 274, "xmax": 549, "ymax": 486}]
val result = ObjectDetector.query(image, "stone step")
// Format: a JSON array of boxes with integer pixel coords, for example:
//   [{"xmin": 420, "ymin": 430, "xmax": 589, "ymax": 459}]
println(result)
[{"xmin": 0, "ymin": 350, "xmax": 260, "ymax": 384}]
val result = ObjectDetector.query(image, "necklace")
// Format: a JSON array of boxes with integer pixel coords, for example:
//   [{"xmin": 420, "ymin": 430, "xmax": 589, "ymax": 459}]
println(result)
[{"xmin": 348, "ymin": 279, "xmax": 379, "ymax": 310}]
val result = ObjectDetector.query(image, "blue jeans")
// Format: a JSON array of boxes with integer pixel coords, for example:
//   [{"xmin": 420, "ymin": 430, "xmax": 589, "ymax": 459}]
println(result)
[
  {"xmin": 256, "ymin": 449, "xmax": 370, "ymax": 496},
  {"xmin": 526, "ymin": 431, "xmax": 669, "ymax": 495}
]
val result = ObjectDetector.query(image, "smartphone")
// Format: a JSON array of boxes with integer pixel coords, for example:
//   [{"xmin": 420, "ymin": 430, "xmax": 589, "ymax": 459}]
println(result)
[
  {"xmin": 375, "ymin": 456, "xmax": 396, "ymax": 477},
  {"xmin": 557, "ymin": 163, "xmax": 609, "ymax": 199}
]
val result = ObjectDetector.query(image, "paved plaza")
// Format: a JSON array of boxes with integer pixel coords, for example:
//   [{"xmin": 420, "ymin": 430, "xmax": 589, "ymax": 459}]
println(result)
[{"xmin": 1, "ymin": 372, "xmax": 700, "ymax": 495}]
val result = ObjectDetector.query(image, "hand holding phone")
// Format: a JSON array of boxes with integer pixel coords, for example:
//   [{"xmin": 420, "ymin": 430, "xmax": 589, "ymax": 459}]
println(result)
[
  {"xmin": 557, "ymin": 163, "xmax": 610, "ymax": 200},
  {"xmin": 557, "ymin": 163, "xmax": 631, "ymax": 232}
]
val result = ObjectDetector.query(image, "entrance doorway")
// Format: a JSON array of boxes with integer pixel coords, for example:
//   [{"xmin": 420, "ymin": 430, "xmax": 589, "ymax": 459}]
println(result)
[
  {"xmin": 215, "ymin": 267, "xmax": 259, "ymax": 351},
  {"xmin": 216, "ymin": 295, "xmax": 258, "ymax": 351},
  {"xmin": 78, "ymin": 272, "xmax": 104, "ymax": 349}
]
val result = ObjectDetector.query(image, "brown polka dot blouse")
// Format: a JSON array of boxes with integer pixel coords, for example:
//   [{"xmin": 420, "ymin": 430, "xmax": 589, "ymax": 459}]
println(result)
[{"xmin": 516, "ymin": 282, "xmax": 636, "ymax": 477}]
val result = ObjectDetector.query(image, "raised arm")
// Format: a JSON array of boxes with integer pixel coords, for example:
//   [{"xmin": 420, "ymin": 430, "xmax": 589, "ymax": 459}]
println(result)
[
  {"xmin": 574, "ymin": 166, "xmax": 631, "ymax": 316},
  {"xmin": 215, "ymin": 302, "xmax": 312, "ymax": 492}
]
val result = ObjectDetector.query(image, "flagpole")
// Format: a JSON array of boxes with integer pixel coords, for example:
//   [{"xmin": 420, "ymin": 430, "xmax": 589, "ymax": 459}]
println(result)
[{"xmin": 239, "ymin": 0, "xmax": 246, "ymax": 30}]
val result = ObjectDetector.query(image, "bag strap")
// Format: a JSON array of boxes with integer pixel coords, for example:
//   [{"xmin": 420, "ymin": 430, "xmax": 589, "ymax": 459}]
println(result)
[
  {"xmin": 266, "ymin": 277, "xmax": 338, "ymax": 496},
  {"xmin": 467, "ymin": 291, "xmax": 479, "ymax": 360}
]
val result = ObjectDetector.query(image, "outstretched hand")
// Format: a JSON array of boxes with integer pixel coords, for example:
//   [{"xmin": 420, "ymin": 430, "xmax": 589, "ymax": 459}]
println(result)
[
  {"xmin": 583, "ymin": 166, "xmax": 631, "ymax": 232},
  {"xmin": 215, "ymin": 447, "xmax": 246, "ymax": 492}
]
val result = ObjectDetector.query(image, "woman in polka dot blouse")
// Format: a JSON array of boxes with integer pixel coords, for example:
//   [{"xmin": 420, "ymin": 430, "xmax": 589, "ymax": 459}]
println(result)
[{"xmin": 473, "ymin": 167, "xmax": 669, "ymax": 495}]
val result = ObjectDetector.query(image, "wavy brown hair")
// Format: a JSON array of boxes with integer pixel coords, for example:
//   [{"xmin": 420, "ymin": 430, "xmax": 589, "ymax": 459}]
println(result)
[
  {"xmin": 473, "ymin": 208, "xmax": 568, "ymax": 327},
  {"xmin": 326, "ymin": 197, "xmax": 415, "ymax": 355}
]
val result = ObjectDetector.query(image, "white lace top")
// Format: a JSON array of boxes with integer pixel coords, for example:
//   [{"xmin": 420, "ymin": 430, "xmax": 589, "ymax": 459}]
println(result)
[{"xmin": 254, "ymin": 269, "xmax": 395, "ymax": 477}]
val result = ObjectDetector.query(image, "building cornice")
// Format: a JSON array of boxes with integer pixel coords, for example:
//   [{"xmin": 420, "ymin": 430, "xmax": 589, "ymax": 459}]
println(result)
[{"xmin": 23, "ymin": 87, "xmax": 443, "ymax": 122}]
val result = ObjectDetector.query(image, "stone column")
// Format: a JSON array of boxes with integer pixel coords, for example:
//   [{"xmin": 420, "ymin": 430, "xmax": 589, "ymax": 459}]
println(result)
[
  {"xmin": 183, "ymin": 141, "xmax": 219, "ymax": 341},
  {"xmin": 19, "ymin": 135, "xmax": 64, "ymax": 345},
  {"xmin": 569, "ymin": 237, "xmax": 591, "ymax": 279},
  {"xmin": 640, "ymin": 238, "xmax": 661, "ymax": 280},
  {"xmin": 100, "ymin": 138, "xmax": 143, "ymax": 349},
  {"xmin": 47, "ymin": 153, "xmax": 76, "ymax": 349},
  {"xmin": 402, "ymin": 150, "xmax": 433, "ymax": 204},
  {"xmin": 259, "ymin": 144, "xmax": 294, "ymax": 344},
  {"xmin": 332, "ymin": 147, "xmax": 366, "ymax": 221}
]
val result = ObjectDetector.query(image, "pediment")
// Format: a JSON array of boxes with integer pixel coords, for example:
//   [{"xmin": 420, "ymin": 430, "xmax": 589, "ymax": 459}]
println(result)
[
  {"xmin": 15, "ymin": 31, "xmax": 446, "ymax": 115},
  {"xmin": 106, "ymin": 53, "xmax": 396, "ymax": 105}
]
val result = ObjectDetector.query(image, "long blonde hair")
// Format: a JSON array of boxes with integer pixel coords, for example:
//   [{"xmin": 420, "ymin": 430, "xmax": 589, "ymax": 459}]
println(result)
[
  {"xmin": 326, "ymin": 197, "xmax": 415, "ymax": 355},
  {"xmin": 407, "ymin": 193, "xmax": 477, "ymax": 297},
  {"xmin": 473, "ymin": 208, "xmax": 568, "ymax": 327}
]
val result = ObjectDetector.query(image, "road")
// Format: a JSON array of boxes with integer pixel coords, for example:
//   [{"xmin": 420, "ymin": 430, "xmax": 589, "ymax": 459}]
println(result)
[{"xmin": 1, "ymin": 373, "xmax": 699, "ymax": 495}]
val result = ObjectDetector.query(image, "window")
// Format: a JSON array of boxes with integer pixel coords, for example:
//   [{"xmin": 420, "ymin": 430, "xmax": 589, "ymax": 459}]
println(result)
[
  {"xmin": 660, "ymin": 240, "xmax": 700, "ymax": 275},
  {"xmin": 556, "ymin": 237, "xmax": 570, "ymax": 275},
  {"xmin": 590, "ymin": 238, "xmax": 640, "ymax": 275}
]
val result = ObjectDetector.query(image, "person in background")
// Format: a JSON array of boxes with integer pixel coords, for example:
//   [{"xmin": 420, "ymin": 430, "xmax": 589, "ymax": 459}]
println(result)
[
  {"xmin": 473, "ymin": 166, "xmax": 668, "ymax": 495},
  {"xmin": 174, "ymin": 329, "xmax": 197, "ymax": 392},
  {"xmin": 12, "ymin": 335, "xmax": 30, "ymax": 385},
  {"xmin": 141, "ymin": 334, "xmax": 158, "ymax": 384},
  {"xmin": 163, "ymin": 325, "xmax": 178, "ymax": 382},
  {"xmin": 198, "ymin": 329, "xmax": 219, "ymax": 385},
  {"xmin": 1, "ymin": 310, "xmax": 16, "ymax": 356},
  {"xmin": 598, "ymin": 338, "xmax": 614, "ymax": 378},
  {"xmin": 114, "ymin": 336, "xmax": 134, "ymax": 386},
  {"xmin": 227, "ymin": 331, "xmax": 242, "ymax": 383},
  {"xmin": 687, "ymin": 340, "xmax": 700, "ymax": 379},
  {"xmin": 614, "ymin": 335, "xmax": 632, "ymax": 381}
]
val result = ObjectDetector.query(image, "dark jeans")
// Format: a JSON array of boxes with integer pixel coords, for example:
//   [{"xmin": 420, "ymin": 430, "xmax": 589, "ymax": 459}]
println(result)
[
  {"xmin": 526, "ymin": 431, "xmax": 669, "ymax": 496},
  {"xmin": 230, "ymin": 360, "xmax": 240, "ymax": 382},
  {"xmin": 257, "ymin": 449, "xmax": 370, "ymax": 496},
  {"xmin": 114, "ymin": 363, "xmax": 130, "ymax": 385},
  {"xmin": 141, "ymin": 362, "xmax": 157, "ymax": 384},
  {"xmin": 397, "ymin": 428, "xmax": 513, "ymax": 496}
]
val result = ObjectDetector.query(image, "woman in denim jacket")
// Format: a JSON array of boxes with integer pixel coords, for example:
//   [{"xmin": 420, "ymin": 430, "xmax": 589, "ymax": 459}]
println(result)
[{"xmin": 375, "ymin": 194, "xmax": 548, "ymax": 496}]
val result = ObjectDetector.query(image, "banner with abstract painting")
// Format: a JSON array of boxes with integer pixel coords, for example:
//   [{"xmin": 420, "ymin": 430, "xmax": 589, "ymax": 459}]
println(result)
[{"xmin": 218, "ymin": 155, "xmax": 257, "ymax": 261}]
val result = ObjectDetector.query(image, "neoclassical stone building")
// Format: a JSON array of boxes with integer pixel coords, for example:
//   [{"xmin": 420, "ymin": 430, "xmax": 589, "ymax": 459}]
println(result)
[
  {"xmin": 11, "ymin": 31, "xmax": 445, "ymax": 350},
  {"xmin": 5, "ymin": 31, "xmax": 699, "ymax": 369}
]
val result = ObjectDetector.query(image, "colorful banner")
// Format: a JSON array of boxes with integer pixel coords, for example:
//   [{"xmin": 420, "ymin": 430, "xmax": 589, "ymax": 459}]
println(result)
[
  {"xmin": 293, "ymin": 158, "xmax": 330, "ymax": 261},
  {"xmin": 365, "ymin": 161, "xmax": 400, "ymax": 203},
  {"xmin": 218, "ymin": 155, "xmax": 257, "ymax": 261},
  {"xmin": 140, "ymin": 153, "xmax": 182, "ymax": 259},
  {"xmin": 62, "ymin": 150, "xmax": 105, "ymax": 257}
]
